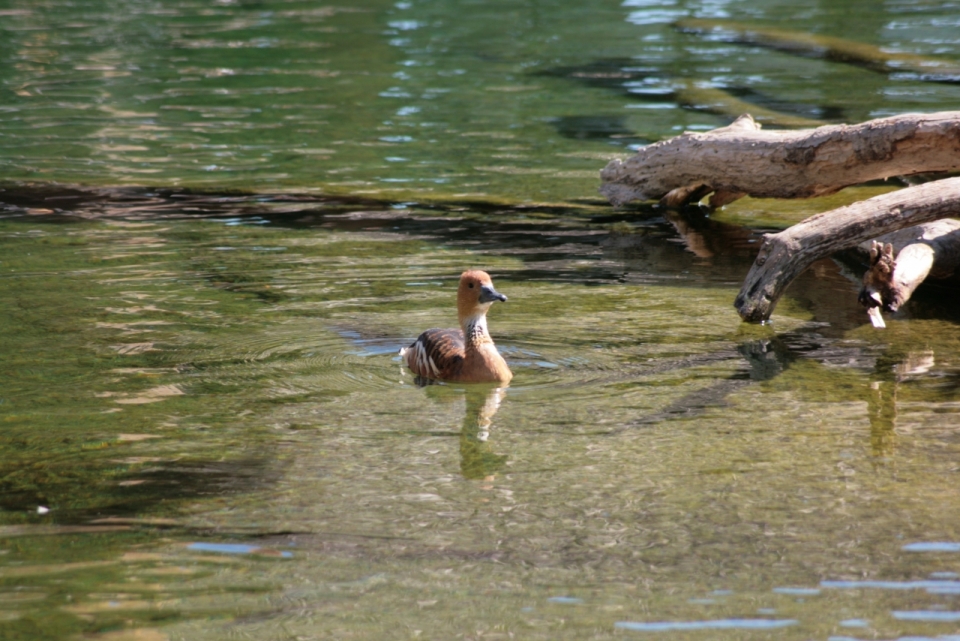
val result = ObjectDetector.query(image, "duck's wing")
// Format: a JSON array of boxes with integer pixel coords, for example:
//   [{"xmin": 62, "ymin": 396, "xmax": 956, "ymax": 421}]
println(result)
[{"xmin": 402, "ymin": 328, "xmax": 464, "ymax": 380}]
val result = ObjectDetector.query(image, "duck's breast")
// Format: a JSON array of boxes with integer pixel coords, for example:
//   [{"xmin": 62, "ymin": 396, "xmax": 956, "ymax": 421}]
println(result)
[{"xmin": 460, "ymin": 344, "xmax": 512, "ymax": 383}]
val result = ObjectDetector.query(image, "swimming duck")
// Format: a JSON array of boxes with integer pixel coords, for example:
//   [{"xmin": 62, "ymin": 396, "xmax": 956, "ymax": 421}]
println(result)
[{"xmin": 400, "ymin": 270, "xmax": 513, "ymax": 383}]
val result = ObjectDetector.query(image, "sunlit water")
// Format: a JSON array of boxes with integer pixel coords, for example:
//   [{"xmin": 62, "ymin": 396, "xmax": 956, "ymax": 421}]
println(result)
[
  {"xmin": 3, "ymin": 1, "xmax": 960, "ymax": 640},
  {"xmin": 3, "ymin": 0, "xmax": 960, "ymax": 199}
]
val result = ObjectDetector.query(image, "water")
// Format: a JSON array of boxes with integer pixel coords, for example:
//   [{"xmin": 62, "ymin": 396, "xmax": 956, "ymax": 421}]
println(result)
[{"xmin": 2, "ymin": 1, "xmax": 960, "ymax": 640}]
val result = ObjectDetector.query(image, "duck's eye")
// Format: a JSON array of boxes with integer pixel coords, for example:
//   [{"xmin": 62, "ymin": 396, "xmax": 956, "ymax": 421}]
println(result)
[{"xmin": 468, "ymin": 283, "xmax": 474, "ymax": 288}]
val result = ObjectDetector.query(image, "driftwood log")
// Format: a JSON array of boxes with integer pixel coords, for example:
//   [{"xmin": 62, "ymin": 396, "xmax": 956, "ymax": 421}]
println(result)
[
  {"xmin": 600, "ymin": 111, "xmax": 960, "ymax": 208},
  {"xmin": 598, "ymin": 110, "xmax": 960, "ymax": 323},
  {"xmin": 734, "ymin": 178, "xmax": 960, "ymax": 322}
]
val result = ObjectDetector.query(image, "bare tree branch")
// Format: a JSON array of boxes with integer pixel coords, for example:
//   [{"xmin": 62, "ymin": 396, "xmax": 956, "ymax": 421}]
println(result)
[{"xmin": 600, "ymin": 112, "xmax": 960, "ymax": 207}]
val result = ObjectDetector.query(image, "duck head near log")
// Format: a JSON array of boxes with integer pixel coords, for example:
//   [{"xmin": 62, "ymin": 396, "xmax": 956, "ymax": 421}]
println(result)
[{"xmin": 858, "ymin": 241, "xmax": 897, "ymax": 329}]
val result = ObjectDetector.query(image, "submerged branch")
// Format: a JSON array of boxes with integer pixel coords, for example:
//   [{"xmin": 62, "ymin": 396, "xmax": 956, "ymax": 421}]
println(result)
[
  {"xmin": 675, "ymin": 18, "xmax": 960, "ymax": 83},
  {"xmin": 672, "ymin": 79, "xmax": 827, "ymax": 129}
]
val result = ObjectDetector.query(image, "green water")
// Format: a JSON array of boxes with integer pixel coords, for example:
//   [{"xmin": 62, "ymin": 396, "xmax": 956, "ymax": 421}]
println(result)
[{"xmin": 3, "ymin": 1, "xmax": 960, "ymax": 640}]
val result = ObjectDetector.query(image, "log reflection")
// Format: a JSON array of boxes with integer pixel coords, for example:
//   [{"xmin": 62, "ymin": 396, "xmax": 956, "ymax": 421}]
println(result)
[{"xmin": 868, "ymin": 350, "xmax": 936, "ymax": 457}]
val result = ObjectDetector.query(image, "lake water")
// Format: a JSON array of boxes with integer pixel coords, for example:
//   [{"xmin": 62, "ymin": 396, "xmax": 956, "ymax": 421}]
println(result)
[{"xmin": 3, "ymin": 1, "xmax": 960, "ymax": 640}]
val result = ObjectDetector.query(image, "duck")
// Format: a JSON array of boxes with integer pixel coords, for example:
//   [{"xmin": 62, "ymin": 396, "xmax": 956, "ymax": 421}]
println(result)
[{"xmin": 400, "ymin": 270, "xmax": 513, "ymax": 384}]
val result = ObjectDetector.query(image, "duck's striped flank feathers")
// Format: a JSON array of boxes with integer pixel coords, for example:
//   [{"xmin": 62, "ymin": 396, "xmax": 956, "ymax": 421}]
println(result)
[{"xmin": 403, "ymin": 328, "xmax": 464, "ymax": 380}]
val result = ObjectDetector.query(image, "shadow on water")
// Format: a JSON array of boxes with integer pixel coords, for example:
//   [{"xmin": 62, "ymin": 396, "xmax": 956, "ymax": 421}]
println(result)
[
  {"xmin": 0, "ymin": 182, "xmax": 768, "ymax": 285},
  {"xmin": 547, "ymin": 114, "xmax": 651, "ymax": 148},
  {"xmin": 0, "ymin": 457, "xmax": 278, "ymax": 522}
]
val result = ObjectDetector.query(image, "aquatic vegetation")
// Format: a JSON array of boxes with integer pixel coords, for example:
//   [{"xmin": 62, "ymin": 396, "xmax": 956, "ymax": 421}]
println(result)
[{"xmin": 676, "ymin": 18, "xmax": 960, "ymax": 82}]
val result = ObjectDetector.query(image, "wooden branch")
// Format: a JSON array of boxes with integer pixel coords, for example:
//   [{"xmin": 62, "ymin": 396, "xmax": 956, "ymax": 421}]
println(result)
[
  {"xmin": 734, "ymin": 178, "xmax": 960, "ymax": 322},
  {"xmin": 600, "ymin": 111, "xmax": 960, "ymax": 207}
]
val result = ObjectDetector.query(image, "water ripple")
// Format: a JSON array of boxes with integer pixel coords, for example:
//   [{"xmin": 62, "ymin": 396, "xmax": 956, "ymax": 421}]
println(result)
[{"xmin": 615, "ymin": 618, "xmax": 798, "ymax": 631}]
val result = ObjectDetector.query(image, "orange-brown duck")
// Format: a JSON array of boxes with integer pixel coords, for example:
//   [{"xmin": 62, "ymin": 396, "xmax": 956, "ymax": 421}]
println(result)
[{"xmin": 400, "ymin": 270, "xmax": 512, "ymax": 383}]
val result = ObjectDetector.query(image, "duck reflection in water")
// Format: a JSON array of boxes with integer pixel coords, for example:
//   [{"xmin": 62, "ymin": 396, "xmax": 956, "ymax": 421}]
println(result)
[
  {"xmin": 459, "ymin": 384, "xmax": 508, "ymax": 481},
  {"xmin": 409, "ymin": 380, "xmax": 509, "ymax": 482}
]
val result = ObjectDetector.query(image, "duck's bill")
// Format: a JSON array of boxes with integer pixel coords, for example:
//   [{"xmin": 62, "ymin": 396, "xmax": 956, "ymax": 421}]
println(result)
[
  {"xmin": 867, "ymin": 306, "xmax": 886, "ymax": 329},
  {"xmin": 479, "ymin": 284, "xmax": 507, "ymax": 303}
]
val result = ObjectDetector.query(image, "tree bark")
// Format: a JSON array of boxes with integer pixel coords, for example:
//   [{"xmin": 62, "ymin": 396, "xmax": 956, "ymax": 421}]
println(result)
[
  {"xmin": 734, "ymin": 177, "xmax": 960, "ymax": 322},
  {"xmin": 600, "ymin": 111, "xmax": 960, "ymax": 207}
]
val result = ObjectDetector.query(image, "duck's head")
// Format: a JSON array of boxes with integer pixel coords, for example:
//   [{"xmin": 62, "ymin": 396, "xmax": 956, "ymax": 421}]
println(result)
[
  {"xmin": 457, "ymin": 269, "xmax": 507, "ymax": 321},
  {"xmin": 858, "ymin": 241, "xmax": 896, "ymax": 328}
]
